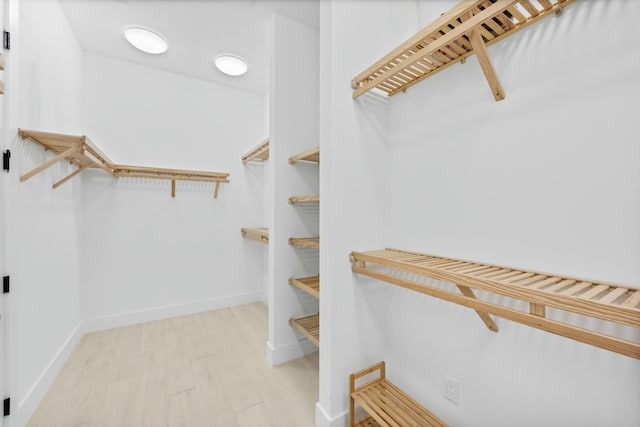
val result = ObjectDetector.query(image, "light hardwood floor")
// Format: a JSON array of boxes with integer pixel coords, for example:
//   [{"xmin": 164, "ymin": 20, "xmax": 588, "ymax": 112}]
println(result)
[{"xmin": 28, "ymin": 302, "xmax": 319, "ymax": 427}]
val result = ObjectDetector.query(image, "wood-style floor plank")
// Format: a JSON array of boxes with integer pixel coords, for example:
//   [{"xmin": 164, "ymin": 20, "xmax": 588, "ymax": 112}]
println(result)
[{"xmin": 27, "ymin": 302, "xmax": 318, "ymax": 427}]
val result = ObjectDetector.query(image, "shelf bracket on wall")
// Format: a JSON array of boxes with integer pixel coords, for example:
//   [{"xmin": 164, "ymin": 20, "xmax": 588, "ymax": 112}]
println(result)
[
  {"xmin": 19, "ymin": 145, "xmax": 79, "ymax": 182},
  {"xmin": 52, "ymin": 163, "xmax": 91, "ymax": 189},
  {"xmin": 467, "ymin": 11, "xmax": 505, "ymax": 101}
]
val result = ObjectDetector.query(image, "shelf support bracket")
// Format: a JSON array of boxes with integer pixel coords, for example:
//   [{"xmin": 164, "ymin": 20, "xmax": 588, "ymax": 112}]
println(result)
[
  {"xmin": 171, "ymin": 179, "xmax": 176, "ymax": 198},
  {"xmin": 530, "ymin": 302, "xmax": 546, "ymax": 317},
  {"xmin": 469, "ymin": 20, "xmax": 505, "ymax": 102},
  {"xmin": 52, "ymin": 163, "xmax": 90, "ymax": 189},
  {"xmin": 20, "ymin": 146, "xmax": 78, "ymax": 182},
  {"xmin": 214, "ymin": 182, "xmax": 220, "ymax": 198},
  {"xmin": 455, "ymin": 284, "xmax": 499, "ymax": 332}
]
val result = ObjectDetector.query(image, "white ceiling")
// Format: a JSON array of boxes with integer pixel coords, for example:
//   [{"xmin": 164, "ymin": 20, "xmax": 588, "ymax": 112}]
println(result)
[{"xmin": 58, "ymin": 0, "xmax": 319, "ymax": 94}]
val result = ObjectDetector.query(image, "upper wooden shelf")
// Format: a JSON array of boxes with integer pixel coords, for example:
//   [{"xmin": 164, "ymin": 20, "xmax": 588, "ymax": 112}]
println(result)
[
  {"xmin": 241, "ymin": 227, "xmax": 269, "ymax": 244},
  {"xmin": 289, "ymin": 146, "xmax": 320, "ymax": 164},
  {"xmin": 18, "ymin": 129, "xmax": 229, "ymax": 197},
  {"xmin": 290, "ymin": 275, "xmax": 320, "ymax": 299},
  {"xmin": 351, "ymin": 0, "xmax": 575, "ymax": 101},
  {"xmin": 351, "ymin": 248, "xmax": 640, "ymax": 359},
  {"xmin": 289, "ymin": 195, "xmax": 320, "ymax": 204},
  {"xmin": 289, "ymin": 237, "xmax": 320, "ymax": 250},
  {"xmin": 242, "ymin": 138, "xmax": 269, "ymax": 164}
]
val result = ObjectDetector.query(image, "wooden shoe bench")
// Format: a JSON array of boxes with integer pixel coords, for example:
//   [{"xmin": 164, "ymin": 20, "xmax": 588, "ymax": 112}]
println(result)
[{"xmin": 350, "ymin": 361, "xmax": 447, "ymax": 427}]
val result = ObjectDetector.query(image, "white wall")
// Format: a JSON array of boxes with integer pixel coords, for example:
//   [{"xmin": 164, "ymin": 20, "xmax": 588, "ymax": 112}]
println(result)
[
  {"xmin": 320, "ymin": 0, "xmax": 640, "ymax": 426},
  {"xmin": 383, "ymin": 1, "xmax": 640, "ymax": 425},
  {"xmin": 80, "ymin": 53, "xmax": 267, "ymax": 328},
  {"xmin": 267, "ymin": 13, "xmax": 319, "ymax": 365},
  {"xmin": 4, "ymin": 0, "xmax": 85, "ymax": 425},
  {"xmin": 316, "ymin": 1, "xmax": 400, "ymax": 424}
]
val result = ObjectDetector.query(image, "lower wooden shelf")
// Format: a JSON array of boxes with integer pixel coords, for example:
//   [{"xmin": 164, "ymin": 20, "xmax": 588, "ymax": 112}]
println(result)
[
  {"xmin": 351, "ymin": 248, "xmax": 640, "ymax": 359},
  {"xmin": 241, "ymin": 227, "xmax": 269, "ymax": 244},
  {"xmin": 289, "ymin": 236, "xmax": 320, "ymax": 249},
  {"xmin": 289, "ymin": 313, "xmax": 319, "ymax": 347},
  {"xmin": 289, "ymin": 275, "xmax": 320, "ymax": 298},
  {"xmin": 350, "ymin": 361, "xmax": 447, "ymax": 427}
]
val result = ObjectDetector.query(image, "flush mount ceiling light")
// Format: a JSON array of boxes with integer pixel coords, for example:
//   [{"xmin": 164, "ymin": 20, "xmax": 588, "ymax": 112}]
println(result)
[
  {"xmin": 214, "ymin": 55, "xmax": 248, "ymax": 76},
  {"xmin": 124, "ymin": 27, "xmax": 168, "ymax": 54}
]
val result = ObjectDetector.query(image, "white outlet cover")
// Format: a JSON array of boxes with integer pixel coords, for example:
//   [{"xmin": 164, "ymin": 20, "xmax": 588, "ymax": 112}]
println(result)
[{"xmin": 444, "ymin": 375, "xmax": 460, "ymax": 405}]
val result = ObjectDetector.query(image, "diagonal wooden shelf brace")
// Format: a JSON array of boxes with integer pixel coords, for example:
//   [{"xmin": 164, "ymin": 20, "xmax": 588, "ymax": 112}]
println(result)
[
  {"xmin": 53, "ymin": 163, "xmax": 91, "ymax": 189},
  {"xmin": 20, "ymin": 146, "xmax": 79, "ymax": 182},
  {"xmin": 468, "ymin": 13, "xmax": 505, "ymax": 101},
  {"xmin": 18, "ymin": 129, "xmax": 229, "ymax": 198}
]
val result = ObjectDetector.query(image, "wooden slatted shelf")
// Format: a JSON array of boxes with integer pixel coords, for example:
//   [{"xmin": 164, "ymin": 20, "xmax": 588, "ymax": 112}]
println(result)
[
  {"xmin": 241, "ymin": 138, "xmax": 269, "ymax": 163},
  {"xmin": 289, "ymin": 237, "xmax": 320, "ymax": 249},
  {"xmin": 289, "ymin": 195, "xmax": 320, "ymax": 204},
  {"xmin": 289, "ymin": 275, "xmax": 320, "ymax": 299},
  {"xmin": 241, "ymin": 227, "xmax": 269, "ymax": 244},
  {"xmin": 289, "ymin": 313, "xmax": 320, "ymax": 347},
  {"xmin": 350, "ymin": 361, "xmax": 447, "ymax": 427},
  {"xmin": 351, "ymin": 0, "xmax": 575, "ymax": 101},
  {"xmin": 288, "ymin": 146, "xmax": 320, "ymax": 164},
  {"xmin": 350, "ymin": 248, "xmax": 640, "ymax": 359},
  {"xmin": 18, "ymin": 129, "xmax": 229, "ymax": 197}
]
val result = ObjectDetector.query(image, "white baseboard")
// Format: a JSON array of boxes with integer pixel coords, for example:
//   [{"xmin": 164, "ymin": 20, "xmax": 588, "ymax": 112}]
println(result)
[
  {"xmin": 259, "ymin": 291, "xmax": 268, "ymax": 305},
  {"xmin": 83, "ymin": 291, "xmax": 264, "ymax": 333},
  {"xmin": 266, "ymin": 338, "xmax": 318, "ymax": 366},
  {"xmin": 315, "ymin": 402, "xmax": 348, "ymax": 427},
  {"xmin": 15, "ymin": 321, "xmax": 85, "ymax": 427}
]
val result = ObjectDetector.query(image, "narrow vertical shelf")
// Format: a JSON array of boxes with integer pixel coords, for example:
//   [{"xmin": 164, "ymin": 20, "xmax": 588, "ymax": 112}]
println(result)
[{"xmin": 288, "ymin": 146, "xmax": 320, "ymax": 347}]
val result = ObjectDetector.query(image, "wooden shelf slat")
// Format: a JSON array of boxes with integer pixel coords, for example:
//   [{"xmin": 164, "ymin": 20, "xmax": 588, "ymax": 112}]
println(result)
[
  {"xmin": 350, "ymin": 248, "xmax": 640, "ymax": 359},
  {"xmin": 289, "ymin": 313, "xmax": 320, "ymax": 347},
  {"xmin": 289, "ymin": 195, "xmax": 320, "ymax": 204},
  {"xmin": 351, "ymin": 0, "xmax": 575, "ymax": 100},
  {"xmin": 241, "ymin": 227, "xmax": 269, "ymax": 244},
  {"xmin": 18, "ymin": 129, "xmax": 229, "ymax": 196},
  {"xmin": 241, "ymin": 138, "xmax": 269, "ymax": 163},
  {"xmin": 288, "ymin": 146, "xmax": 320, "ymax": 164},
  {"xmin": 289, "ymin": 275, "xmax": 320, "ymax": 298},
  {"xmin": 350, "ymin": 361, "xmax": 447, "ymax": 427},
  {"xmin": 289, "ymin": 236, "xmax": 320, "ymax": 249}
]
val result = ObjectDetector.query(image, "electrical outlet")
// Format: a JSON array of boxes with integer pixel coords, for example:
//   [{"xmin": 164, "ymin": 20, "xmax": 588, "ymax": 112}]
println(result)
[{"xmin": 444, "ymin": 376, "xmax": 459, "ymax": 404}]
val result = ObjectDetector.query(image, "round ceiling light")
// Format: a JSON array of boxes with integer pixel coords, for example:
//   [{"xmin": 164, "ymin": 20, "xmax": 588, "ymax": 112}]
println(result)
[
  {"xmin": 214, "ymin": 55, "xmax": 248, "ymax": 76},
  {"xmin": 124, "ymin": 27, "xmax": 168, "ymax": 54}
]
